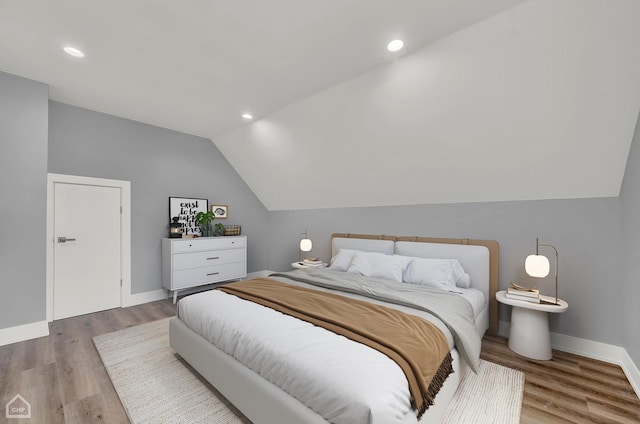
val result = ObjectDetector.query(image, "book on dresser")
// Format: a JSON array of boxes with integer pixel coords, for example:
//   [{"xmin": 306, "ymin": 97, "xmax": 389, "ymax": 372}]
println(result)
[{"xmin": 506, "ymin": 283, "xmax": 540, "ymax": 303}]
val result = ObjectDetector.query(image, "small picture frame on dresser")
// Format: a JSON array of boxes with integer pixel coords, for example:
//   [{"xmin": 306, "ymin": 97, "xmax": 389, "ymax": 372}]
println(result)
[{"xmin": 211, "ymin": 204, "xmax": 228, "ymax": 219}]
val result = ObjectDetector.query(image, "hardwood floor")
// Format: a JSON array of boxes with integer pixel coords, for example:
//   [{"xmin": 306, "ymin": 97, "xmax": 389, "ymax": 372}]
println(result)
[
  {"xmin": 482, "ymin": 335, "xmax": 640, "ymax": 424},
  {"xmin": 1, "ymin": 300, "xmax": 638, "ymax": 423},
  {"xmin": 0, "ymin": 300, "xmax": 177, "ymax": 424}
]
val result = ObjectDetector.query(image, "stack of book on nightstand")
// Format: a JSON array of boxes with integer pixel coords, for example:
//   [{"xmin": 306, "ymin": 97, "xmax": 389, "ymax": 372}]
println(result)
[
  {"xmin": 302, "ymin": 258, "xmax": 325, "ymax": 267},
  {"xmin": 506, "ymin": 282, "xmax": 540, "ymax": 303}
]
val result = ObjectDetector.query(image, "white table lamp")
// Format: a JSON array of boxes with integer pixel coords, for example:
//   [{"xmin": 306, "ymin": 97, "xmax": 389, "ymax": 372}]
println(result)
[
  {"xmin": 525, "ymin": 238, "xmax": 559, "ymax": 305},
  {"xmin": 299, "ymin": 231, "xmax": 312, "ymax": 261},
  {"xmin": 525, "ymin": 254, "xmax": 550, "ymax": 278}
]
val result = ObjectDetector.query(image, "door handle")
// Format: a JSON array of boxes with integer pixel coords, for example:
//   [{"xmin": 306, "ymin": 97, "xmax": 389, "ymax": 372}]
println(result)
[{"xmin": 57, "ymin": 237, "xmax": 77, "ymax": 243}]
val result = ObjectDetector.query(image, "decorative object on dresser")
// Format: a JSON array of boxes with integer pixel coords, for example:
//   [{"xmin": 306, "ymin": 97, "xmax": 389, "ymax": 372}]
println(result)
[
  {"xmin": 223, "ymin": 225, "xmax": 241, "ymax": 236},
  {"xmin": 211, "ymin": 204, "xmax": 228, "ymax": 219},
  {"xmin": 195, "ymin": 210, "xmax": 216, "ymax": 237},
  {"xmin": 162, "ymin": 236, "xmax": 247, "ymax": 303},
  {"xmin": 169, "ymin": 217, "xmax": 183, "ymax": 238},
  {"xmin": 524, "ymin": 238, "xmax": 559, "ymax": 305},
  {"xmin": 169, "ymin": 197, "xmax": 209, "ymax": 236}
]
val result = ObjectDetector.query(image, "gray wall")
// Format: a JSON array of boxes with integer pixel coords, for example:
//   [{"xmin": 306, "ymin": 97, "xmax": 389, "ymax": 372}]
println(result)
[
  {"xmin": 0, "ymin": 72, "xmax": 49, "ymax": 328},
  {"xmin": 268, "ymin": 197, "xmax": 623, "ymax": 345},
  {"xmin": 1, "ymin": 69, "xmax": 636, "ymax": 362},
  {"xmin": 621, "ymin": 112, "xmax": 640, "ymax": 366},
  {"xmin": 48, "ymin": 101, "xmax": 269, "ymax": 294}
]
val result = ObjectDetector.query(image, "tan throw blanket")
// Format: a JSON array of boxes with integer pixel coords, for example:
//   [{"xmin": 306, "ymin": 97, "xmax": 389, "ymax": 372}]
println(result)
[{"xmin": 218, "ymin": 278, "xmax": 453, "ymax": 418}]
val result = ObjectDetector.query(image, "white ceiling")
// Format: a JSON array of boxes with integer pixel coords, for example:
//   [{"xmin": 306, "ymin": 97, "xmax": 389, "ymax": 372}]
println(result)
[
  {"xmin": 212, "ymin": 0, "xmax": 640, "ymax": 210},
  {"xmin": 0, "ymin": 0, "xmax": 526, "ymax": 139},
  {"xmin": 3, "ymin": 0, "xmax": 640, "ymax": 211}
]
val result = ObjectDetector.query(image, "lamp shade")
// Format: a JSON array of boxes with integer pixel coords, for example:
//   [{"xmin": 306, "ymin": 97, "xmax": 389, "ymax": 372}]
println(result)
[
  {"xmin": 525, "ymin": 254, "xmax": 550, "ymax": 278},
  {"xmin": 300, "ymin": 238, "xmax": 312, "ymax": 252}
]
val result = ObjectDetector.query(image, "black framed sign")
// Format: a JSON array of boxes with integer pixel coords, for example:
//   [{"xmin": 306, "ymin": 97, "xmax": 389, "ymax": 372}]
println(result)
[{"xmin": 169, "ymin": 197, "xmax": 208, "ymax": 236}]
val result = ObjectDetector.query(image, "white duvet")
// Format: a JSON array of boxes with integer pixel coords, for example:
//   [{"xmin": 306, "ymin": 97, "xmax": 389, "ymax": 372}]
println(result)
[
  {"xmin": 176, "ymin": 272, "xmax": 486, "ymax": 424},
  {"xmin": 180, "ymin": 289, "xmax": 425, "ymax": 424}
]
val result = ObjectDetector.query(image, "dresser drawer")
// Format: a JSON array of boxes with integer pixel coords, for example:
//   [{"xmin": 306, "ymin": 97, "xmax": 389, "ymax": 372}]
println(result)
[
  {"xmin": 172, "ymin": 262, "xmax": 246, "ymax": 290},
  {"xmin": 162, "ymin": 236, "xmax": 248, "ymax": 303},
  {"xmin": 173, "ymin": 249, "xmax": 245, "ymax": 271},
  {"xmin": 172, "ymin": 237, "xmax": 246, "ymax": 253}
]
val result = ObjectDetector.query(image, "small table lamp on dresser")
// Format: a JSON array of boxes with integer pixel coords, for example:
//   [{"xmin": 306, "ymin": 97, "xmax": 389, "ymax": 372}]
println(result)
[{"xmin": 496, "ymin": 238, "xmax": 569, "ymax": 360}]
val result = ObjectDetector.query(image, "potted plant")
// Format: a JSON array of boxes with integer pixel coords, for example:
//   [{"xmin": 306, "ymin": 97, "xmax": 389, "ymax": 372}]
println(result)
[
  {"xmin": 214, "ymin": 222, "xmax": 225, "ymax": 237},
  {"xmin": 195, "ymin": 211, "xmax": 215, "ymax": 237}
]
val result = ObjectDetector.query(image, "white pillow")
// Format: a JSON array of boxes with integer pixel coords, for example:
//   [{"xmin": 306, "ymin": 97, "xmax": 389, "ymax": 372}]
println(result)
[
  {"xmin": 346, "ymin": 251, "xmax": 410, "ymax": 282},
  {"xmin": 329, "ymin": 248, "xmax": 358, "ymax": 271},
  {"xmin": 450, "ymin": 260, "xmax": 466, "ymax": 283},
  {"xmin": 457, "ymin": 273, "xmax": 471, "ymax": 288},
  {"xmin": 403, "ymin": 257, "xmax": 464, "ymax": 293},
  {"xmin": 427, "ymin": 258, "xmax": 470, "ymax": 288}
]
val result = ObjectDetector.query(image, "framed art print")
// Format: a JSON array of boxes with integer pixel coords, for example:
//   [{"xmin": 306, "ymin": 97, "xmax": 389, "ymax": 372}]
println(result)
[
  {"xmin": 211, "ymin": 204, "xmax": 228, "ymax": 219},
  {"xmin": 169, "ymin": 197, "xmax": 208, "ymax": 235}
]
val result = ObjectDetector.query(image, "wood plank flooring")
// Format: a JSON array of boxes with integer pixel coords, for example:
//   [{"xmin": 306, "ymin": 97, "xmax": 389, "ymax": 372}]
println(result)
[
  {"xmin": 1, "ymin": 300, "xmax": 638, "ymax": 423},
  {"xmin": 482, "ymin": 335, "xmax": 640, "ymax": 423},
  {"xmin": 0, "ymin": 300, "xmax": 176, "ymax": 424}
]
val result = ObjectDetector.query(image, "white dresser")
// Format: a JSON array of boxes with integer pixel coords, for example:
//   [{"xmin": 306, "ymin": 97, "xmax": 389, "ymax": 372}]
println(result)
[{"xmin": 162, "ymin": 236, "xmax": 247, "ymax": 303}]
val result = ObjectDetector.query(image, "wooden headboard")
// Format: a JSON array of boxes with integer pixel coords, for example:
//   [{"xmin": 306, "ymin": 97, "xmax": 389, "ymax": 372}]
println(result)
[{"xmin": 332, "ymin": 233, "xmax": 499, "ymax": 336}]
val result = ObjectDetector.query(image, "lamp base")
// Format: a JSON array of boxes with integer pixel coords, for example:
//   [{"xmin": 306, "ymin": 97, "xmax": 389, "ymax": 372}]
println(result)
[{"xmin": 540, "ymin": 299, "xmax": 560, "ymax": 306}]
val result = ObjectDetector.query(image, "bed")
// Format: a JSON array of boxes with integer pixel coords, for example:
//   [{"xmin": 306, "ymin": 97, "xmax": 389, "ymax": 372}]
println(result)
[{"xmin": 169, "ymin": 233, "xmax": 499, "ymax": 424}]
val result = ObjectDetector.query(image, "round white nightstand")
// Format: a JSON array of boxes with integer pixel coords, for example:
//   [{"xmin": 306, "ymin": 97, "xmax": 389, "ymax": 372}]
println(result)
[
  {"xmin": 291, "ymin": 261, "xmax": 328, "ymax": 270},
  {"xmin": 496, "ymin": 290, "xmax": 568, "ymax": 360}
]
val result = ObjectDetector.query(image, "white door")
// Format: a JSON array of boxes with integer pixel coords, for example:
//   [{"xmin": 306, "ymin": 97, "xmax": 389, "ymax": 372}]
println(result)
[{"xmin": 53, "ymin": 183, "xmax": 121, "ymax": 319}]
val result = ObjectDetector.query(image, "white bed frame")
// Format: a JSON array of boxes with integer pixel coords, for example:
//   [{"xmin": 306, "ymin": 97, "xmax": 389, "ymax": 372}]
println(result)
[{"xmin": 170, "ymin": 233, "xmax": 499, "ymax": 424}]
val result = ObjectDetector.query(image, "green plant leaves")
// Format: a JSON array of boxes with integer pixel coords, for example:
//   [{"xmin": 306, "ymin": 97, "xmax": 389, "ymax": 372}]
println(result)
[{"xmin": 195, "ymin": 210, "xmax": 215, "ymax": 226}]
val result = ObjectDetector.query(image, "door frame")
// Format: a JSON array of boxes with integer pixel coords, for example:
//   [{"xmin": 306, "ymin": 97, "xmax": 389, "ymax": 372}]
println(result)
[{"xmin": 46, "ymin": 173, "xmax": 131, "ymax": 322}]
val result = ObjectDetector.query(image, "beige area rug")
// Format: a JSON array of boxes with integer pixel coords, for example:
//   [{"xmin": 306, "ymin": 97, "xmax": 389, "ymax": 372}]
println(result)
[{"xmin": 94, "ymin": 318, "xmax": 523, "ymax": 424}]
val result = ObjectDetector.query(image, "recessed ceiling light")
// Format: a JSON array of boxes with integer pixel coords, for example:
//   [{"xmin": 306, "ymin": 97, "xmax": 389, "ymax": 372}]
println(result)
[
  {"xmin": 63, "ymin": 46, "xmax": 85, "ymax": 58},
  {"xmin": 387, "ymin": 39, "xmax": 404, "ymax": 52},
  {"xmin": 242, "ymin": 113, "xmax": 253, "ymax": 120}
]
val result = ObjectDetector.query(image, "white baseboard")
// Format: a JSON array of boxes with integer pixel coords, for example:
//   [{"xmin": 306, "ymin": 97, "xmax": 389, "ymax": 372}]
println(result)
[
  {"xmin": 621, "ymin": 351, "xmax": 640, "ymax": 398},
  {"xmin": 0, "ymin": 288, "xmax": 170, "ymax": 347},
  {"xmin": 122, "ymin": 289, "xmax": 168, "ymax": 307},
  {"xmin": 551, "ymin": 332, "xmax": 640, "ymax": 398},
  {"xmin": 0, "ymin": 320, "xmax": 49, "ymax": 347},
  {"xmin": 498, "ymin": 320, "xmax": 640, "ymax": 397}
]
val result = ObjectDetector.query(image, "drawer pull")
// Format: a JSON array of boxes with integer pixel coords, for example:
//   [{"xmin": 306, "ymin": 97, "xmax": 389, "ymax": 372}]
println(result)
[
  {"xmin": 207, "ymin": 257, "xmax": 220, "ymax": 260},
  {"xmin": 207, "ymin": 272, "xmax": 220, "ymax": 276}
]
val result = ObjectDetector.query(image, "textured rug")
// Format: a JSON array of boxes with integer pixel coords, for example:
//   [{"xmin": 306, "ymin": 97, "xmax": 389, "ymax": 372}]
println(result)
[
  {"xmin": 94, "ymin": 318, "xmax": 523, "ymax": 424},
  {"xmin": 442, "ymin": 360, "xmax": 524, "ymax": 424}
]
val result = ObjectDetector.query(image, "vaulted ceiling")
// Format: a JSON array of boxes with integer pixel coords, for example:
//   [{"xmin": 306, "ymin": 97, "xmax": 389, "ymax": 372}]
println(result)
[{"xmin": 2, "ymin": 0, "xmax": 639, "ymax": 210}]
